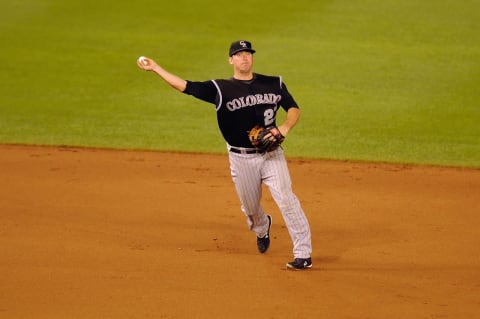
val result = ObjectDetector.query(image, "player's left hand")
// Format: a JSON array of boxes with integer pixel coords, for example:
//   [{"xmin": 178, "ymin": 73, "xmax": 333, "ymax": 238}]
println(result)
[{"xmin": 248, "ymin": 125, "xmax": 285, "ymax": 152}]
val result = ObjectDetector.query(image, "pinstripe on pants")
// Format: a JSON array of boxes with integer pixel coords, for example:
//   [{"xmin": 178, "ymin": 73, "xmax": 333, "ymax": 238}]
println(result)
[{"xmin": 228, "ymin": 146, "xmax": 312, "ymax": 258}]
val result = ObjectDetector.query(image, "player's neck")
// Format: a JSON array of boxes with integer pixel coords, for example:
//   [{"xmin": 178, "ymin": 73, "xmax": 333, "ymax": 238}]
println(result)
[{"xmin": 233, "ymin": 71, "xmax": 254, "ymax": 81}]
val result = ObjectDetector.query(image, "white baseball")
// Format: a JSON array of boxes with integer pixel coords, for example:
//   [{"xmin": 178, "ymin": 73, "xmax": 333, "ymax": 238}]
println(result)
[{"xmin": 138, "ymin": 56, "xmax": 149, "ymax": 66}]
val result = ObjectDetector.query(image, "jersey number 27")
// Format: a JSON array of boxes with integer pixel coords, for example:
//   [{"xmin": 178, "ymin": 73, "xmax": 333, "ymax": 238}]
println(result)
[{"xmin": 263, "ymin": 107, "xmax": 278, "ymax": 126}]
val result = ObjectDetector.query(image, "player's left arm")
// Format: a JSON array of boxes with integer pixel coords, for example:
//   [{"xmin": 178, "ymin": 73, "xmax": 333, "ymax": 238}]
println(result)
[
  {"xmin": 278, "ymin": 106, "xmax": 300, "ymax": 137},
  {"xmin": 277, "ymin": 80, "xmax": 301, "ymax": 137}
]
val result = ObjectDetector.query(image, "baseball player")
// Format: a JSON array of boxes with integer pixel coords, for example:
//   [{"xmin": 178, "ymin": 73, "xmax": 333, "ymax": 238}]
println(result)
[{"xmin": 137, "ymin": 40, "xmax": 312, "ymax": 270}]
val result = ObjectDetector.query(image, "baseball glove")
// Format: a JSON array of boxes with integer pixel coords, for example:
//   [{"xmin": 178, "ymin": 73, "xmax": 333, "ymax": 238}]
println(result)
[{"xmin": 248, "ymin": 125, "xmax": 285, "ymax": 152}]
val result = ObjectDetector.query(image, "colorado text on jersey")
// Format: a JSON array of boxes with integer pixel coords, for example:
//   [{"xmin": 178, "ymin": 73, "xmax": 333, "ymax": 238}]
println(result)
[{"xmin": 225, "ymin": 93, "xmax": 282, "ymax": 111}]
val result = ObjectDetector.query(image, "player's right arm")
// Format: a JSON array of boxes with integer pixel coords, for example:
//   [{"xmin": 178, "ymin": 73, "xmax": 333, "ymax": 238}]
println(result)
[
  {"xmin": 137, "ymin": 56, "xmax": 217, "ymax": 104},
  {"xmin": 137, "ymin": 57, "xmax": 187, "ymax": 92}
]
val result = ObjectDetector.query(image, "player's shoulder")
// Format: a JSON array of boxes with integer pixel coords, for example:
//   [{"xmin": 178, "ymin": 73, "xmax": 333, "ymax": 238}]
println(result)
[
  {"xmin": 213, "ymin": 78, "xmax": 233, "ymax": 84},
  {"xmin": 254, "ymin": 73, "xmax": 284, "ymax": 89},
  {"xmin": 254, "ymin": 73, "xmax": 281, "ymax": 81}
]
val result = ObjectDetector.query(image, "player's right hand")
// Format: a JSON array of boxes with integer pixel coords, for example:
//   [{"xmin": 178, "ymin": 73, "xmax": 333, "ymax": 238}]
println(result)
[{"xmin": 136, "ymin": 56, "xmax": 157, "ymax": 71}]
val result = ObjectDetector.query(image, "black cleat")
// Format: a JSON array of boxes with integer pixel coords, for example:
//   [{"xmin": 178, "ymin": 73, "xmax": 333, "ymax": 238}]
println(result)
[
  {"xmin": 257, "ymin": 215, "xmax": 272, "ymax": 253},
  {"xmin": 286, "ymin": 257, "xmax": 313, "ymax": 270}
]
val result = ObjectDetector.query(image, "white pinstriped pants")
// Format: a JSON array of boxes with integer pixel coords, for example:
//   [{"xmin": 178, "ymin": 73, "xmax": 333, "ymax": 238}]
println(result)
[{"xmin": 228, "ymin": 146, "xmax": 312, "ymax": 259}]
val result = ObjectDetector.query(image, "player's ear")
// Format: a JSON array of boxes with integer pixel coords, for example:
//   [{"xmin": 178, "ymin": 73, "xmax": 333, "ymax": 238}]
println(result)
[{"xmin": 228, "ymin": 56, "xmax": 233, "ymax": 64}]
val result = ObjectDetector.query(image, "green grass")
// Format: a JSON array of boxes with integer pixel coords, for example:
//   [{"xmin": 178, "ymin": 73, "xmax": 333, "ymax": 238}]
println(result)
[{"xmin": 1, "ymin": 0, "xmax": 479, "ymax": 167}]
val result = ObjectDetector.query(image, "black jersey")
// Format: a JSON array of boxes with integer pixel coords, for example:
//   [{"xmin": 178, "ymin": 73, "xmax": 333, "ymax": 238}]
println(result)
[{"xmin": 183, "ymin": 73, "xmax": 299, "ymax": 148}]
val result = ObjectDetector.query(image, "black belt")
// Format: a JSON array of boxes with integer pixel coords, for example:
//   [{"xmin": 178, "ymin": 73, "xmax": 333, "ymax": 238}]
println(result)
[{"xmin": 228, "ymin": 146, "xmax": 263, "ymax": 154}]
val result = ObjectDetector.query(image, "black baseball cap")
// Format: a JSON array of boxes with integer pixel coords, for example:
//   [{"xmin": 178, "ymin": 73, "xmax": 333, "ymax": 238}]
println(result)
[{"xmin": 229, "ymin": 40, "xmax": 256, "ymax": 56}]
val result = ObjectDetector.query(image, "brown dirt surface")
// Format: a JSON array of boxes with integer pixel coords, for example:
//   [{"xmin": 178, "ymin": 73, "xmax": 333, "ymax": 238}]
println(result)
[{"xmin": 1, "ymin": 144, "xmax": 480, "ymax": 319}]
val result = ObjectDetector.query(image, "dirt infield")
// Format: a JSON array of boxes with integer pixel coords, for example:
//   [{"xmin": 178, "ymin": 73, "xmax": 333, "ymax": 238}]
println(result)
[{"xmin": 1, "ymin": 144, "xmax": 479, "ymax": 318}]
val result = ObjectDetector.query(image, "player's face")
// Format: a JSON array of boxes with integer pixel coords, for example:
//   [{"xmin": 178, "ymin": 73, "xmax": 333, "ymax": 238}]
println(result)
[{"xmin": 230, "ymin": 51, "xmax": 254, "ymax": 74}]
